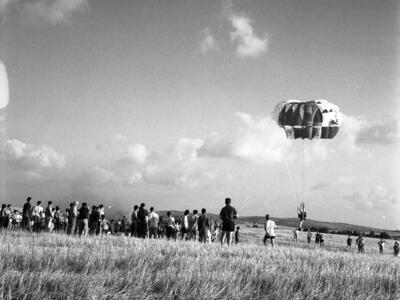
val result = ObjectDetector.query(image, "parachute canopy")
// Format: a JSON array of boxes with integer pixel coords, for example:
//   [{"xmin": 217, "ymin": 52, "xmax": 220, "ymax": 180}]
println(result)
[{"xmin": 273, "ymin": 99, "xmax": 342, "ymax": 139}]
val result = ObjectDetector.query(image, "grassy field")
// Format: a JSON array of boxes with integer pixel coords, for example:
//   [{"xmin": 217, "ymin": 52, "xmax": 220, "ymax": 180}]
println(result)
[{"xmin": 0, "ymin": 227, "xmax": 399, "ymax": 299}]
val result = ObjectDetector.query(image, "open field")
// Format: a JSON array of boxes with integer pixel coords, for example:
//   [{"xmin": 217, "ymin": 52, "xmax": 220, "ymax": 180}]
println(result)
[{"xmin": 0, "ymin": 227, "xmax": 399, "ymax": 300}]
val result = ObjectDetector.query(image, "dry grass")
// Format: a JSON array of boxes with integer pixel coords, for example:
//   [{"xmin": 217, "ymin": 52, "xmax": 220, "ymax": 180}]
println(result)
[{"xmin": 0, "ymin": 228, "xmax": 399, "ymax": 299}]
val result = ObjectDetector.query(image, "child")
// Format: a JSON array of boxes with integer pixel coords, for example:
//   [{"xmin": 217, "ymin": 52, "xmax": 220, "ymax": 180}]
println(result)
[
  {"xmin": 100, "ymin": 215, "xmax": 110, "ymax": 235},
  {"xmin": 235, "ymin": 226, "xmax": 240, "ymax": 244}
]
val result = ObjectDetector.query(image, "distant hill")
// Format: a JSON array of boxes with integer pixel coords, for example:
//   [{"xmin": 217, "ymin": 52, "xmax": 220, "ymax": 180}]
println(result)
[{"xmin": 239, "ymin": 216, "xmax": 400, "ymax": 239}]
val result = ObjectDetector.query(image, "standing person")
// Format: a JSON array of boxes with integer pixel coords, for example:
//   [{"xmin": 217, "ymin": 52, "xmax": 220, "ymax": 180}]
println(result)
[
  {"xmin": 293, "ymin": 228, "xmax": 299, "ymax": 242},
  {"xmin": 181, "ymin": 210, "xmax": 190, "ymax": 241},
  {"xmin": 131, "ymin": 205, "xmax": 139, "ymax": 237},
  {"xmin": 137, "ymin": 203, "xmax": 148, "ymax": 238},
  {"xmin": 235, "ymin": 227, "xmax": 240, "ymax": 244},
  {"xmin": 67, "ymin": 202, "xmax": 78, "ymax": 235},
  {"xmin": 165, "ymin": 211, "xmax": 176, "ymax": 240},
  {"xmin": 307, "ymin": 229, "xmax": 312, "ymax": 244},
  {"xmin": 5, "ymin": 205, "xmax": 12, "ymax": 229},
  {"xmin": 356, "ymin": 235, "xmax": 365, "ymax": 253},
  {"xmin": 32, "ymin": 201, "xmax": 44, "ymax": 232},
  {"xmin": 98, "ymin": 204, "xmax": 105, "ymax": 218},
  {"xmin": 89, "ymin": 206, "xmax": 99, "ymax": 235},
  {"xmin": 378, "ymin": 239, "xmax": 385, "ymax": 255},
  {"xmin": 79, "ymin": 202, "xmax": 89, "ymax": 236},
  {"xmin": 219, "ymin": 198, "xmax": 238, "ymax": 246},
  {"xmin": 100, "ymin": 215, "xmax": 110, "ymax": 235},
  {"xmin": 263, "ymin": 214, "xmax": 277, "ymax": 247},
  {"xmin": 54, "ymin": 206, "xmax": 62, "ymax": 232},
  {"xmin": 45, "ymin": 201, "xmax": 55, "ymax": 232},
  {"xmin": 346, "ymin": 235, "xmax": 353, "ymax": 249},
  {"xmin": 22, "ymin": 197, "xmax": 32, "ymax": 232},
  {"xmin": 148, "ymin": 207, "xmax": 159, "ymax": 239},
  {"xmin": 0, "ymin": 204, "xmax": 6, "ymax": 229},
  {"xmin": 189, "ymin": 210, "xmax": 199, "ymax": 241},
  {"xmin": 394, "ymin": 241, "xmax": 399, "ymax": 257},
  {"xmin": 198, "ymin": 208, "xmax": 211, "ymax": 243}
]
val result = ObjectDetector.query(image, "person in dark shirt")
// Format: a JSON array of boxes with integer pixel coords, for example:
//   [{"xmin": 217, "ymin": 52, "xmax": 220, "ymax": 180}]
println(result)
[
  {"xmin": 89, "ymin": 206, "xmax": 99, "ymax": 235},
  {"xmin": 78, "ymin": 202, "xmax": 89, "ymax": 236},
  {"xmin": 219, "ymin": 198, "xmax": 238, "ymax": 246},
  {"xmin": 346, "ymin": 235, "xmax": 352, "ymax": 249},
  {"xmin": 235, "ymin": 227, "xmax": 240, "ymax": 244},
  {"xmin": 137, "ymin": 203, "xmax": 148, "ymax": 238},
  {"xmin": 22, "ymin": 197, "xmax": 32, "ymax": 232}
]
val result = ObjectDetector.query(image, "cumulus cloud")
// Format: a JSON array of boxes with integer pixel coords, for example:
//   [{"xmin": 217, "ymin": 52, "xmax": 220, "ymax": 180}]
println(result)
[
  {"xmin": 199, "ymin": 132, "xmax": 231, "ymax": 157},
  {"xmin": 200, "ymin": 28, "xmax": 219, "ymax": 54},
  {"xmin": 344, "ymin": 184, "xmax": 398, "ymax": 210},
  {"xmin": 229, "ymin": 15, "xmax": 268, "ymax": 57},
  {"xmin": 0, "ymin": 0, "xmax": 88, "ymax": 24},
  {"xmin": 176, "ymin": 138, "xmax": 204, "ymax": 164},
  {"xmin": 355, "ymin": 120, "xmax": 399, "ymax": 145},
  {"xmin": 231, "ymin": 112, "xmax": 289, "ymax": 163},
  {"xmin": 5, "ymin": 138, "xmax": 66, "ymax": 170},
  {"xmin": 125, "ymin": 144, "xmax": 148, "ymax": 165}
]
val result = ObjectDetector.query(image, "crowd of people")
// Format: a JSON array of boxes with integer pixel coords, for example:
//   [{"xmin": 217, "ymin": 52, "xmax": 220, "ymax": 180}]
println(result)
[
  {"xmin": 0, "ymin": 197, "xmax": 240, "ymax": 245},
  {"xmin": 1, "ymin": 197, "xmax": 399, "ymax": 255}
]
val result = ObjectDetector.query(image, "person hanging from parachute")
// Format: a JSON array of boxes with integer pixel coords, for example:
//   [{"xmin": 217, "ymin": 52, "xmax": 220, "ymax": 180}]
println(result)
[
  {"xmin": 273, "ymin": 99, "xmax": 342, "ymax": 229},
  {"xmin": 297, "ymin": 202, "xmax": 306, "ymax": 229}
]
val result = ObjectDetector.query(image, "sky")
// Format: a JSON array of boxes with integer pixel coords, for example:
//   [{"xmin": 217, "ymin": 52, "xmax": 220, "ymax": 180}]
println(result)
[{"xmin": 0, "ymin": 0, "xmax": 399, "ymax": 229}]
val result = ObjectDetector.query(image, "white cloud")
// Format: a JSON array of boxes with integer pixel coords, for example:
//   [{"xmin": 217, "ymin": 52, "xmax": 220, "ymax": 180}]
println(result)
[
  {"xmin": 200, "ymin": 28, "xmax": 219, "ymax": 54},
  {"xmin": 126, "ymin": 144, "xmax": 148, "ymax": 165},
  {"xmin": 0, "ymin": 0, "xmax": 88, "ymax": 24},
  {"xmin": 5, "ymin": 138, "xmax": 66, "ymax": 170},
  {"xmin": 176, "ymin": 138, "xmax": 204, "ymax": 164},
  {"xmin": 231, "ymin": 112, "xmax": 289, "ymax": 163},
  {"xmin": 355, "ymin": 119, "xmax": 399, "ymax": 145},
  {"xmin": 344, "ymin": 184, "xmax": 398, "ymax": 211},
  {"xmin": 229, "ymin": 15, "xmax": 268, "ymax": 57},
  {"xmin": 89, "ymin": 166, "xmax": 118, "ymax": 185},
  {"xmin": 23, "ymin": 0, "xmax": 88, "ymax": 24}
]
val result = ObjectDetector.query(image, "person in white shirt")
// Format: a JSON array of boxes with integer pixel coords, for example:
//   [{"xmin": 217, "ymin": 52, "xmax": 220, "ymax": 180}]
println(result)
[
  {"xmin": 263, "ymin": 214, "xmax": 277, "ymax": 247},
  {"xmin": 181, "ymin": 210, "xmax": 190, "ymax": 241},
  {"xmin": 32, "ymin": 201, "xmax": 44, "ymax": 232},
  {"xmin": 148, "ymin": 207, "xmax": 159, "ymax": 239}
]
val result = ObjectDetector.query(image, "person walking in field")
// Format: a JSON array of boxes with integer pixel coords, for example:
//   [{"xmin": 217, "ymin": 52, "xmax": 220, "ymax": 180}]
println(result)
[
  {"xmin": 393, "ymin": 241, "xmax": 399, "ymax": 257},
  {"xmin": 219, "ymin": 198, "xmax": 238, "ymax": 246},
  {"xmin": 198, "ymin": 208, "xmax": 211, "ymax": 243},
  {"xmin": 0, "ymin": 204, "xmax": 7, "ymax": 230},
  {"xmin": 131, "ymin": 205, "xmax": 138, "ymax": 237},
  {"xmin": 263, "ymin": 214, "xmax": 277, "ymax": 247},
  {"xmin": 148, "ymin": 207, "xmax": 159, "ymax": 239},
  {"xmin": 307, "ymin": 229, "xmax": 312, "ymax": 243},
  {"xmin": 189, "ymin": 210, "xmax": 199, "ymax": 241}
]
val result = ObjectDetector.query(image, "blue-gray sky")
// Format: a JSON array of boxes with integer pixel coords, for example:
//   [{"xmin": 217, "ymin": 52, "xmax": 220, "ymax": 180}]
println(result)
[{"xmin": 0, "ymin": 0, "xmax": 399, "ymax": 228}]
